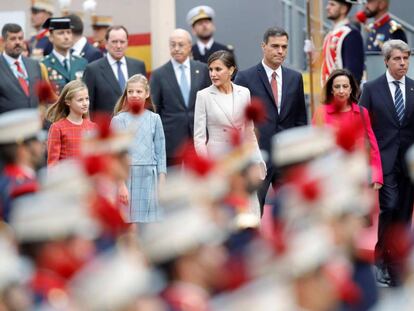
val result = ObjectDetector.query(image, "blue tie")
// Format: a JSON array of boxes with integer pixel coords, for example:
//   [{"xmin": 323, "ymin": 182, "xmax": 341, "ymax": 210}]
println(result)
[
  {"xmin": 117, "ymin": 61, "xmax": 126, "ymax": 91},
  {"xmin": 179, "ymin": 64, "xmax": 190, "ymax": 107},
  {"xmin": 392, "ymin": 81, "xmax": 405, "ymax": 124}
]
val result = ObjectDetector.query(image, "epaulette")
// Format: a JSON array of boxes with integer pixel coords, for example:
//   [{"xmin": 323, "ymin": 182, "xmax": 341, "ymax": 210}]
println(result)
[
  {"xmin": 227, "ymin": 44, "xmax": 234, "ymax": 51},
  {"xmin": 389, "ymin": 20, "xmax": 403, "ymax": 34}
]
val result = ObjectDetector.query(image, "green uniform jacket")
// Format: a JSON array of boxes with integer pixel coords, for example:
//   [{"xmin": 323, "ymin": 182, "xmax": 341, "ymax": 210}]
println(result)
[{"xmin": 42, "ymin": 53, "xmax": 87, "ymax": 94}]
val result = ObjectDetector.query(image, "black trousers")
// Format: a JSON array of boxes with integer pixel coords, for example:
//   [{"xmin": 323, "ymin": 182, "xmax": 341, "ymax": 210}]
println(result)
[
  {"xmin": 375, "ymin": 162, "xmax": 414, "ymax": 282},
  {"xmin": 257, "ymin": 165, "xmax": 280, "ymax": 216}
]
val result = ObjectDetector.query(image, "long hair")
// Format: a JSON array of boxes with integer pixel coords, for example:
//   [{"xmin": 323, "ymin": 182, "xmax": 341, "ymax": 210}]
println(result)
[
  {"xmin": 321, "ymin": 69, "xmax": 360, "ymax": 105},
  {"xmin": 46, "ymin": 80, "xmax": 89, "ymax": 122},
  {"xmin": 113, "ymin": 74, "xmax": 155, "ymax": 115}
]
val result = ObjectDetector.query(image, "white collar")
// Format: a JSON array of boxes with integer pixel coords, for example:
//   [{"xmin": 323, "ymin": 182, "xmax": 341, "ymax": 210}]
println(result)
[
  {"xmin": 261, "ymin": 60, "xmax": 282, "ymax": 79},
  {"xmin": 333, "ymin": 18, "xmax": 350, "ymax": 30},
  {"xmin": 386, "ymin": 70, "xmax": 406, "ymax": 85},
  {"xmin": 171, "ymin": 57, "xmax": 190, "ymax": 69},
  {"xmin": 197, "ymin": 38, "xmax": 214, "ymax": 52},
  {"xmin": 107, "ymin": 53, "xmax": 126, "ymax": 66},
  {"xmin": 2, "ymin": 52, "xmax": 23, "ymax": 65},
  {"xmin": 72, "ymin": 36, "xmax": 88, "ymax": 55},
  {"xmin": 52, "ymin": 49, "xmax": 71, "ymax": 63}
]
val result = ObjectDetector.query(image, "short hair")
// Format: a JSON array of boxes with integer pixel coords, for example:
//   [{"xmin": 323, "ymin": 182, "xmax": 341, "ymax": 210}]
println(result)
[
  {"xmin": 382, "ymin": 39, "xmax": 411, "ymax": 61},
  {"xmin": 321, "ymin": 68, "xmax": 360, "ymax": 104},
  {"xmin": 67, "ymin": 14, "xmax": 83, "ymax": 36},
  {"xmin": 1, "ymin": 23, "xmax": 22, "ymax": 40},
  {"xmin": 105, "ymin": 25, "xmax": 129, "ymax": 41},
  {"xmin": 207, "ymin": 50, "xmax": 237, "ymax": 77},
  {"xmin": 263, "ymin": 27, "xmax": 289, "ymax": 44}
]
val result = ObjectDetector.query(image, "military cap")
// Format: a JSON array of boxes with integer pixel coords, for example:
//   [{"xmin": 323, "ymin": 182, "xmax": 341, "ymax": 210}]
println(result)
[
  {"xmin": 0, "ymin": 109, "xmax": 41, "ymax": 144},
  {"xmin": 186, "ymin": 5, "xmax": 215, "ymax": 26},
  {"xmin": 272, "ymin": 125, "xmax": 336, "ymax": 167},
  {"xmin": 91, "ymin": 15, "xmax": 113, "ymax": 27},
  {"xmin": 42, "ymin": 17, "xmax": 73, "ymax": 30},
  {"xmin": 9, "ymin": 160, "xmax": 98, "ymax": 242},
  {"xmin": 31, "ymin": 0, "xmax": 54, "ymax": 14},
  {"xmin": 70, "ymin": 248, "xmax": 155, "ymax": 311}
]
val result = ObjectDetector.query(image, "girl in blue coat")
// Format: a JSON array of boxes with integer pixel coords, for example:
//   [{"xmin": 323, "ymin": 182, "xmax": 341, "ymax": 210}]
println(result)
[{"xmin": 111, "ymin": 74, "xmax": 166, "ymax": 223}]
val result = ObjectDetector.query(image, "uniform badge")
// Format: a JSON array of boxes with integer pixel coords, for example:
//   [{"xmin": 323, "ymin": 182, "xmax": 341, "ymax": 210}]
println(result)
[
  {"xmin": 75, "ymin": 71, "xmax": 84, "ymax": 80},
  {"xmin": 374, "ymin": 33, "xmax": 385, "ymax": 47}
]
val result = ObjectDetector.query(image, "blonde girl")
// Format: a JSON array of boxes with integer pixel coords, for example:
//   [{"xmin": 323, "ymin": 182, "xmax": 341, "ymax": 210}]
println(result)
[{"xmin": 111, "ymin": 74, "xmax": 166, "ymax": 223}]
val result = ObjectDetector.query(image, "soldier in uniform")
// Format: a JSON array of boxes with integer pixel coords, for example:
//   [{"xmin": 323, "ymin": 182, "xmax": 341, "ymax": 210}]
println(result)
[
  {"xmin": 41, "ymin": 17, "xmax": 87, "ymax": 94},
  {"xmin": 91, "ymin": 15, "xmax": 113, "ymax": 54},
  {"xmin": 0, "ymin": 109, "xmax": 44, "ymax": 221},
  {"xmin": 186, "ymin": 5, "xmax": 235, "ymax": 64},
  {"xmin": 29, "ymin": 0, "xmax": 54, "ymax": 59},
  {"xmin": 321, "ymin": 0, "xmax": 364, "ymax": 85},
  {"xmin": 363, "ymin": 0, "xmax": 407, "ymax": 52}
]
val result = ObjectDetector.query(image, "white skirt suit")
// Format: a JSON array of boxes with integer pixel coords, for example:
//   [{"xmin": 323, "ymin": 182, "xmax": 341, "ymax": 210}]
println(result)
[{"xmin": 194, "ymin": 83, "xmax": 266, "ymax": 217}]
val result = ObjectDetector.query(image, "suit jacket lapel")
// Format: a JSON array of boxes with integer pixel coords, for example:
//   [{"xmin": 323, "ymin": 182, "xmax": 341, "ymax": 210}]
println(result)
[
  {"xmin": 100, "ymin": 57, "xmax": 121, "ymax": 93},
  {"xmin": 189, "ymin": 60, "xmax": 202, "ymax": 109},
  {"xmin": 403, "ymin": 77, "xmax": 414, "ymax": 125},
  {"xmin": 210, "ymin": 85, "xmax": 237, "ymax": 128},
  {"xmin": 125, "ymin": 57, "xmax": 133, "ymax": 78},
  {"xmin": 165, "ymin": 61, "xmax": 187, "ymax": 108},
  {"xmin": 0, "ymin": 55, "xmax": 27, "ymax": 96},
  {"xmin": 279, "ymin": 66, "xmax": 289, "ymax": 121},
  {"xmin": 257, "ymin": 63, "xmax": 277, "ymax": 111},
  {"xmin": 379, "ymin": 74, "xmax": 400, "ymax": 125},
  {"xmin": 22, "ymin": 57, "xmax": 37, "ymax": 98}
]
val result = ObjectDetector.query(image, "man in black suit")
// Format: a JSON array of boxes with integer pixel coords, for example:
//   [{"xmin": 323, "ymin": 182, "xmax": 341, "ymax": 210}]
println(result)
[
  {"xmin": 186, "ymin": 5, "xmax": 234, "ymax": 64},
  {"xmin": 360, "ymin": 39, "xmax": 414, "ymax": 287},
  {"xmin": 83, "ymin": 25, "xmax": 146, "ymax": 113},
  {"xmin": 0, "ymin": 23, "xmax": 43, "ymax": 114},
  {"xmin": 150, "ymin": 29, "xmax": 210, "ymax": 166},
  {"xmin": 235, "ymin": 27, "xmax": 307, "ymax": 214},
  {"xmin": 68, "ymin": 14, "xmax": 103, "ymax": 63}
]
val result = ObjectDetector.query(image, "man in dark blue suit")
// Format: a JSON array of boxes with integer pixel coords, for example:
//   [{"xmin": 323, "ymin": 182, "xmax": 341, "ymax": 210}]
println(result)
[
  {"xmin": 83, "ymin": 25, "xmax": 146, "ymax": 113},
  {"xmin": 360, "ymin": 39, "xmax": 414, "ymax": 287},
  {"xmin": 235, "ymin": 27, "xmax": 307, "ymax": 214},
  {"xmin": 68, "ymin": 14, "xmax": 103, "ymax": 63}
]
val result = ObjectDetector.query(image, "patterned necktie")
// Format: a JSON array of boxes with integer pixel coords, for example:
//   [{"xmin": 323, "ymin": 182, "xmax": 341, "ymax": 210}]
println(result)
[
  {"xmin": 271, "ymin": 71, "xmax": 278, "ymax": 108},
  {"xmin": 392, "ymin": 80, "xmax": 405, "ymax": 124},
  {"xmin": 14, "ymin": 61, "xmax": 29, "ymax": 96},
  {"xmin": 117, "ymin": 60, "xmax": 126, "ymax": 91},
  {"xmin": 179, "ymin": 64, "xmax": 190, "ymax": 107}
]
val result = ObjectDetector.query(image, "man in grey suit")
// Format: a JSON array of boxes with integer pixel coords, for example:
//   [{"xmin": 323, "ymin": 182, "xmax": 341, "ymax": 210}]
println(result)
[
  {"xmin": 83, "ymin": 25, "xmax": 146, "ymax": 113},
  {"xmin": 0, "ymin": 23, "xmax": 43, "ymax": 114},
  {"xmin": 150, "ymin": 29, "xmax": 210, "ymax": 166}
]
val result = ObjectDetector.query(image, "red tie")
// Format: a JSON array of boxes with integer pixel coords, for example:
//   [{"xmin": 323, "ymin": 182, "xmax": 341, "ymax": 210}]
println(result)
[
  {"xmin": 15, "ymin": 60, "xmax": 29, "ymax": 96},
  {"xmin": 271, "ymin": 71, "xmax": 278, "ymax": 108}
]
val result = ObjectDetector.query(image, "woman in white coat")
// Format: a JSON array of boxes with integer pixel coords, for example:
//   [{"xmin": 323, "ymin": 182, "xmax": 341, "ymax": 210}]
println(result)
[{"xmin": 194, "ymin": 50, "xmax": 266, "ymax": 217}]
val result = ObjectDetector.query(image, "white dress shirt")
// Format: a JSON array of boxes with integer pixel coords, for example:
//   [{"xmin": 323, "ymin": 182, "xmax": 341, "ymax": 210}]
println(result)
[
  {"xmin": 71, "ymin": 36, "xmax": 87, "ymax": 57},
  {"xmin": 107, "ymin": 53, "xmax": 128, "ymax": 82},
  {"xmin": 262, "ymin": 60, "xmax": 282, "ymax": 113},
  {"xmin": 386, "ymin": 69, "xmax": 406, "ymax": 107},
  {"xmin": 3, "ymin": 52, "xmax": 28, "ymax": 81},
  {"xmin": 171, "ymin": 57, "xmax": 191, "ymax": 89},
  {"xmin": 197, "ymin": 38, "xmax": 214, "ymax": 56},
  {"xmin": 52, "ymin": 49, "xmax": 71, "ymax": 71}
]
